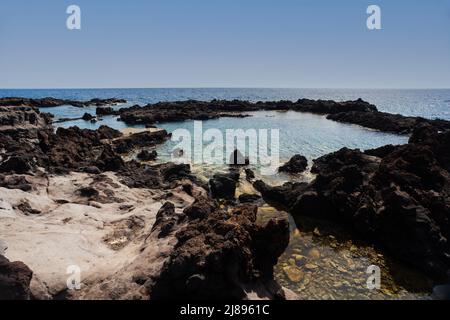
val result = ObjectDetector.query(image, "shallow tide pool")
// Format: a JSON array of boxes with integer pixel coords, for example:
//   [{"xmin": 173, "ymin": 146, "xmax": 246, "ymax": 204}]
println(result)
[{"xmin": 46, "ymin": 106, "xmax": 429, "ymax": 299}]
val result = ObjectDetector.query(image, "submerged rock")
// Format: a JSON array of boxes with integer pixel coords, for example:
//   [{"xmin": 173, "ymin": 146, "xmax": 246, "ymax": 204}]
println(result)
[{"xmin": 283, "ymin": 266, "xmax": 304, "ymax": 282}]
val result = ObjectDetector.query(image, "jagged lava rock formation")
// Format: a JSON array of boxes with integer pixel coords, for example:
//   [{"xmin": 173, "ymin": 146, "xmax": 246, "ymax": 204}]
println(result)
[
  {"xmin": 255, "ymin": 124, "xmax": 450, "ymax": 279},
  {"xmin": 0, "ymin": 104, "xmax": 291, "ymax": 300}
]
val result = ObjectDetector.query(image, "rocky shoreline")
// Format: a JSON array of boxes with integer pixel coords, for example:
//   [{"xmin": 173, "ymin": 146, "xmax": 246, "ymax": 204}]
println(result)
[
  {"xmin": 0, "ymin": 103, "xmax": 292, "ymax": 300},
  {"xmin": 1, "ymin": 97, "xmax": 450, "ymax": 299},
  {"xmin": 255, "ymin": 125, "xmax": 450, "ymax": 279},
  {"xmin": 117, "ymin": 98, "xmax": 450, "ymax": 134},
  {"xmin": 0, "ymin": 97, "xmax": 126, "ymax": 109}
]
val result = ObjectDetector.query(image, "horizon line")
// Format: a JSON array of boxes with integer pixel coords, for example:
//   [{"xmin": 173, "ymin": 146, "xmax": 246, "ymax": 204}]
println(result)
[{"xmin": 1, "ymin": 86, "xmax": 450, "ymax": 91}]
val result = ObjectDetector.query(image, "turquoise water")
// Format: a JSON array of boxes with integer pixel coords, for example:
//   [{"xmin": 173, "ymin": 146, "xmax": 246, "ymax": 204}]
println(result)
[
  {"xmin": 3, "ymin": 87, "xmax": 435, "ymax": 176},
  {"xmin": 35, "ymin": 105, "xmax": 409, "ymax": 179},
  {"xmin": 155, "ymin": 111, "xmax": 408, "ymax": 163}
]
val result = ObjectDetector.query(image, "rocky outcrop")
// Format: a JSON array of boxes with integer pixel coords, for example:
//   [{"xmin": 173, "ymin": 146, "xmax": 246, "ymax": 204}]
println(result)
[
  {"xmin": 209, "ymin": 169, "xmax": 240, "ymax": 200},
  {"xmin": 0, "ymin": 255, "xmax": 33, "ymax": 300},
  {"xmin": 137, "ymin": 150, "xmax": 157, "ymax": 161},
  {"xmin": 118, "ymin": 99, "xmax": 377, "ymax": 126},
  {"xmin": 0, "ymin": 105, "xmax": 52, "ymax": 129},
  {"xmin": 1, "ymin": 103, "xmax": 291, "ymax": 301},
  {"xmin": 6, "ymin": 96, "xmax": 450, "ymax": 135},
  {"xmin": 328, "ymin": 111, "xmax": 450, "ymax": 134},
  {"xmin": 254, "ymin": 124, "xmax": 450, "ymax": 279},
  {"xmin": 38, "ymin": 126, "xmax": 126, "ymax": 173},
  {"xmin": 238, "ymin": 194, "xmax": 262, "ymax": 203},
  {"xmin": 96, "ymin": 106, "xmax": 119, "ymax": 116},
  {"xmin": 117, "ymin": 98, "xmax": 450, "ymax": 134},
  {"xmin": 112, "ymin": 130, "xmax": 170, "ymax": 154},
  {"xmin": 118, "ymin": 161, "xmax": 194, "ymax": 189},
  {"xmin": 0, "ymin": 107, "xmax": 186, "ymax": 192},
  {"xmin": 245, "ymin": 169, "xmax": 255, "ymax": 181},
  {"xmin": 147, "ymin": 200, "xmax": 290, "ymax": 300},
  {"xmin": 279, "ymin": 154, "xmax": 308, "ymax": 173},
  {"xmin": 81, "ymin": 113, "xmax": 95, "ymax": 121},
  {"xmin": 0, "ymin": 97, "xmax": 126, "ymax": 108}
]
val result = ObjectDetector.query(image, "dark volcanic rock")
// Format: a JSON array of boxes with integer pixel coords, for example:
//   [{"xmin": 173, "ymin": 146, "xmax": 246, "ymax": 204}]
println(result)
[
  {"xmin": 253, "ymin": 180, "xmax": 308, "ymax": 207},
  {"xmin": 113, "ymin": 130, "xmax": 170, "ymax": 154},
  {"xmin": 16, "ymin": 201, "xmax": 41, "ymax": 215},
  {"xmin": 0, "ymin": 175, "xmax": 32, "ymax": 191},
  {"xmin": 245, "ymin": 168, "xmax": 255, "ymax": 181},
  {"xmin": 279, "ymin": 154, "xmax": 308, "ymax": 173},
  {"xmin": 83, "ymin": 166, "xmax": 101, "ymax": 174},
  {"xmin": 256, "ymin": 125, "xmax": 450, "ymax": 279},
  {"xmin": 137, "ymin": 150, "xmax": 157, "ymax": 161},
  {"xmin": 0, "ymin": 105, "xmax": 52, "ymax": 128},
  {"xmin": 0, "ymin": 155, "xmax": 34, "ymax": 174},
  {"xmin": 238, "ymin": 193, "xmax": 262, "ymax": 203},
  {"xmin": 159, "ymin": 162, "xmax": 192, "ymax": 183},
  {"xmin": 97, "ymin": 125, "xmax": 122, "ymax": 140},
  {"xmin": 77, "ymin": 186, "xmax": 100, "ymax": 198},
  {"xmin": 118, "ymin": 98, "xmax": 450, "ymax": 134},
  {"xmin": 119, "ymin": 162, "xmax": 193, "ymax": 189},
  {"xmin": 209, "ymin": 170, "xmax": 240, "ymax": 200},
  {"xmin": 151, "ymin": 202, "xmax": 178, "ymax": 239},
  {"xmin": 42, "ymin": 126, "xmax": 125, "ymax": 173},
  {"xmin": 118, "ymin": 99, "xmax": 378, "ymax": 126},
  {"xmin": 0, "ymin": 255, "xmax": 33, "ymax": 300},
  {"xmin": 183, "ymin": 196, "xmax": 217, "ymax": 220},
  {"xmin": 327, "ymin": 111, "xmax": 450, "ymax": 134},
  {"xmin": 0, "ymin": 97, "xmax": 126, "ymax": 108},
  {"xmin": 147, "ymin": 202, "xmax": 290, "ymax": 300},
  {"xmin": 0, "ymin": 107, "xmax": 175, "ymax": 181},
  {"xmin": 364, "ymin": 144, "xmax": 398, "ymax": 158},
  {"xmin": 82, "ymin": 113, "xmax": 95, "ymax": 121},
  {"xmin": 96, "ymin": 106, "xmax": 118, "ymax": 116}
]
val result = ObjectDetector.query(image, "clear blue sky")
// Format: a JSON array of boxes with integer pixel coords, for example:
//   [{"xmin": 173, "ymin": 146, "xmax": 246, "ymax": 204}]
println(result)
[{"xmin": 1, "ymin": 0, "xmax": 450, "ymax": 89}]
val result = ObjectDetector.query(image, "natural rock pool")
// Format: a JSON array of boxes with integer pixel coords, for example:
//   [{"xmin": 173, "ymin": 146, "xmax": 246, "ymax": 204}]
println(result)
[{"xmin": 45, "ymin": 105, "xmax": 433, "ymax": 300}]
